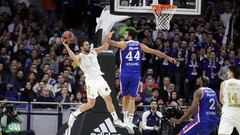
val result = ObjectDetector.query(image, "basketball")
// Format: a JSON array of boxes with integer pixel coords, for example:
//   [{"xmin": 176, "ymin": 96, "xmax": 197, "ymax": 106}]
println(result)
[{"xmin": 61, "ymin": 31, "xmax": 75, "ymax": 44}]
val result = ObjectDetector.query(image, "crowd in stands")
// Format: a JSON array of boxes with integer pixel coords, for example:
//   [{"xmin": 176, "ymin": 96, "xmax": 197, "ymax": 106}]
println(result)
[{"xmin": 0, "ymin": 0, "xmax": 240, "ymax": 134}]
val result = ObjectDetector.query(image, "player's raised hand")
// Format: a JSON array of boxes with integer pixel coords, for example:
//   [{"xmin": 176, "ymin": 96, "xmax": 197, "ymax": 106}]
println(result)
[
  {"xmin": 61, "ymin": 37, "xmax": 68, "ymax": 46},
  {"xmin": 105, "ymin": 32, "xmax": 114, "ymax": 42},
  {"xmin": 168, "ymin": 57, "xmax": 177, "ymax": 64},
  {"xmin": 169, "ymin": 118, "xmax": 181, "ymax": 125}
]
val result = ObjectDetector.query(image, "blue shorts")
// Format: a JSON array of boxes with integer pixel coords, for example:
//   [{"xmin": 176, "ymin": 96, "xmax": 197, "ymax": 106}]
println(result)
[
  {"xmin": 180, "ymin": 120, "xmax": 218, "ymax": 135},
  {"xmin": 120, "ymin": 72, "xmax": 140, "ymax": 97}
]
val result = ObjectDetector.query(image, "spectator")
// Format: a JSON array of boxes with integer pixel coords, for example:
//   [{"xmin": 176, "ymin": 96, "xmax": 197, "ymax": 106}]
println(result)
[
  {"xmin": 218, "ymin": 58, "xmax": 231, "ymax": 81},
  {"xmin": 5, "ymin": 84, "xmax": 18, "ymax": 101},
  {"xmin": 0, "ymin": 47, "xmax": 10, "ymax": 64},
  {"xmin": 53, "ymin": 75, "xmax": 65, "ymax": 94},
  {"xmin": 42, "ymin": 73, "xmax": 54, "ymax": 87},
  {"xmin": 144, "ymin": 88, "xmax": 159, "ymax": 110},
  {"xmin": 26, "ymin": 72, "xmax": 37, "ymax": 86},
  {"xmin": 157, "ymin": 98, "xmax": 166, "ymax": 113},
  {"xmin": 15, "ymin": 69, "xmax": 25, "ymax": 91},
  {"xmin": 174, "ymin": 41, "xmax": 188, "ymax": 94},
  {"xmin": 5, "ymin": 64, "xmax": 18, "ymax": 88},
  {"xmin": 204, "ymin": 51, "xmax": 220, "ymax": 90},
  {"xmin": 56, "ymin": 86, "xmax": 71, "ymax": 109},
  {"xmin": 169, "ymin": 91, "xmax": 178, "ymax": 103},
  {"xmin": 142, "ymin": 79, "xmax": 156, "ymax": 99},
  {"xmin": 220, "ymin": 5, "xmax": 232, "ymax": 28},
  {"xmin": 162, "ymin": 83, "xmax": 175, "ymax": 104},
  {"xmin": 62, "ymin": 69, "xmax": 75, "ymax": 87},
  {"xmin": 185, "ymin": 52, "xmax": 201, "ymax": 103},
  {"xmin": 48, "ymin": 31, "xmax": 61, "ymax": 46},
  {"xmin": 45, "ymin": 69, "xmax": 57, "ymax": 85},
  {"xmin": 20, "ymin": 82, "xmax": 36, "ymax": 102},
  {"xmin": 34, "ymin": 81, "xmax": 54, "ymax": 98},
  {"xmin": 49, "ymin": 51, "xmax": 59, "ymax": 74},
  {"xmin": 41, "ymin": 54, "xmax": 58, "ymax": 72},
  {"xmin": 73, "ymin": 91, "xmax": 83, "ymax": 108},
  {"xmin": 161, "ymin": 76, "xmax": 171, "ymax": 93},
  {"xmin": 142, "ymin": 100, "xmax": 162, "ymax": 135},
  {"xmin": 35, "ymin": 86, "xmax": 55, "ymax": 109},
  {"xmin": 33, "ymin": 80, "xmax": 54, "ymax": 96}
]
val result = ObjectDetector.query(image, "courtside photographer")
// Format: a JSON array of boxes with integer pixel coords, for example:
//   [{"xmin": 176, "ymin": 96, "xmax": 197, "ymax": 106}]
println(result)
[{"xmin": 0, "ymin": 104, "xmax": 35, "ymax": 135}]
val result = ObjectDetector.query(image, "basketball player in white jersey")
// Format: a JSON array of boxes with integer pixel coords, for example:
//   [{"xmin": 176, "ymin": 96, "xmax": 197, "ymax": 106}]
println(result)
[
  {"xmin": 61, "ymin": 35, "xmax": 125, "ymax": 129},
  {"xmin": 218, "ymin": 65, "xmax": 240, "ymax": 135}
]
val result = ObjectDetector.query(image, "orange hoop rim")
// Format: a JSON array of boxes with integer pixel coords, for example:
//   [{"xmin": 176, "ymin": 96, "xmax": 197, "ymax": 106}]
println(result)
[{"xmin": 152, "ymin": 4, "xmax": 177, "ymax": 15}]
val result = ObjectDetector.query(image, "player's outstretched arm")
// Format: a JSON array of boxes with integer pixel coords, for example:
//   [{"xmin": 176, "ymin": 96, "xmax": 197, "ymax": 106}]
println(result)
[
  {"xmin": 140, "ymin": 43, "xmax": 177, "ymax": 64},
  {"xmin": 94, "ymin": 41, "xmax": 110, "ymax": 54},
  {"xmin": 61, "ymin": 37, "xmax": 81, "ymax": 65},
  {"xmin": 105, "ymin": 32, "xmax": 126, "ymax": 50},
  {"xmin": 94, "ymin": 33, "xmax": 112, "ymax": 54},
  {"xmin": 169, "ymin": 89, "xmax": 201, "ymax": 125}
]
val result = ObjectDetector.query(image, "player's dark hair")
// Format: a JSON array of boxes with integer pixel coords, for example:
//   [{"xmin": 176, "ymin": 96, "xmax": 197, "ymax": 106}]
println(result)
[
  {"xmin": 78, "ymin": 40, "xmax": 85, "ymax": 47},
  {"xmin": 228, "ymin": 65, "xmax": 240, "ymax": 79},
  {"xmin": 126, "ymin": 28, "xmax": 137, "ymax": 40},
  {"xmin": 78, "ymin": 38, "xmax": 89, "ymax": 47}
]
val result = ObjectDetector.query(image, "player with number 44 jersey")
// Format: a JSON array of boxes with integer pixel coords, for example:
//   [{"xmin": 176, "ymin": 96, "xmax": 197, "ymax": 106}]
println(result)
[
  {"xmin": 106, "ymin": 29, "xmax": 177, "ymax": 134},
  {"xmin": 169, "ymin": 76, "xmax": 221, "ymax": 135}
]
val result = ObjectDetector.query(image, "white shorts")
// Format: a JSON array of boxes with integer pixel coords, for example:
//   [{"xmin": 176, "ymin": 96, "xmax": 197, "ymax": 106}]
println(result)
[
  {"xmin": 85, "ymin": 76, "xmax": 111, "ymax": 99},
  {"xmin": 218, "ymin": 106, "xmax": 240, "ymax": 134}
]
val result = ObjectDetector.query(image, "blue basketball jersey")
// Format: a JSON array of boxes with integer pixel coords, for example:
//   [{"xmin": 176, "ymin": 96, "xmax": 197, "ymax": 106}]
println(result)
[
  {"xmin": 120, "ymin": 40, "xmax": 142, "ymax": 73},
  {"xmin": 195, "ymin": 87, "xmax": 219, "ymax": 122}
]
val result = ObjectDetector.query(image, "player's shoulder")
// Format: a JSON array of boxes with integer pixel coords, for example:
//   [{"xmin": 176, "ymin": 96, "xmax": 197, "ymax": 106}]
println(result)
[
  {"xmin": 195, "ymin": 87, "xmax": 207, "ymax": 98},
  {"xmin": 126, "ymin": 40, "xmax": 140, "ymax": 44}
]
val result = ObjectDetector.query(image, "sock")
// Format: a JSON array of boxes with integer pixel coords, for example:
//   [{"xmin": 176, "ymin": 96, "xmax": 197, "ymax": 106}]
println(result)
[
  {"xmin": 123, "ymin": 111, "xmax": 128, "ymax": 124},
  {"xmin": 128, "ymin": 113, "xmax": 134, "ymax": 125},
  {"xmin": 111, "ymin": 111, "xmax": 118, "ymax": 121},
  {"xmin": 73, "ymin": 109, "xmax": 81, "ymax": 117}
]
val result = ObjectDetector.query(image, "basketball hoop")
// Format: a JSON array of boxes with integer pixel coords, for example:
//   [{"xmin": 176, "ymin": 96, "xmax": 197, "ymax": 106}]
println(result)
[{"xmin": 152, "ymin": 4, "xmax": 177, "ymax": 30}]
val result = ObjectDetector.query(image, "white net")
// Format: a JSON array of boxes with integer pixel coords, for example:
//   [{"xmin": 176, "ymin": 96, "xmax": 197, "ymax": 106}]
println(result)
[{"xmin": 152, "ymin": 5, "xmax": 177, "ymax": 30}]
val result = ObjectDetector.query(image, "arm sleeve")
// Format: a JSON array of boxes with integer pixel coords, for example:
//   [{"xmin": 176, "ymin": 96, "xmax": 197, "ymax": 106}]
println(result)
[{"xmin": 142, "ymin": 111, "xmax": 154, "ymax": 130}]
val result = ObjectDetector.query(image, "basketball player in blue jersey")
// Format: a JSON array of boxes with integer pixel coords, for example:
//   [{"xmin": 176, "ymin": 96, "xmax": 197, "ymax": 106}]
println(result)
[
  {"xmin": 169, "ymin": 76, "xmax": 221, "ymax": 135},
  {"xmin": 106, "ymin": 29, "xmax": 177, "ymax": 134}
]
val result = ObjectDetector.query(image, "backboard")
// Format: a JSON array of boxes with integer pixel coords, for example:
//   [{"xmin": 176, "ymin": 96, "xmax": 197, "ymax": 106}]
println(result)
[{"xmin": 110, "ymin": 0, "xmax": 203, "ymax": 16}]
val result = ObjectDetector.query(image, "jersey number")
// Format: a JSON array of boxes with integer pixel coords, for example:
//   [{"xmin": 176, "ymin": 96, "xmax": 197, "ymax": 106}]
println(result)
[
  {"xmin": 209, "ymin": 98, "xmax": 215, "ymax": 110},
  {"xmin": 125, "ymin": 51, "xmax": 140, "ymax": 61},
  {"xmin": 227, "ymin": 92, "xmax": 238, "ymax": 104}
]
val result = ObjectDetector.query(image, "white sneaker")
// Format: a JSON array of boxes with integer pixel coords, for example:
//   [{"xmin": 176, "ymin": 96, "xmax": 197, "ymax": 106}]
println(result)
[
  {"xmin": 126, "ymin": 124, "xmax": 134, "ymax": 134},
  {"xmin": 68, "ymin": 113, "xmax": 77, "ymax": 127},
  {"xmin": 113, "ymin": 119, "xmax": 126, "ymax": 128}
]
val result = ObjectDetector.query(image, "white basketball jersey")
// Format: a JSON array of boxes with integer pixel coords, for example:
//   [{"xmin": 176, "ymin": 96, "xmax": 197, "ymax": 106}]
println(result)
[
  {"xmin": 223, "ymin": 78, "xmax": 240, "ymax": 107},
  {"xmin": 79, "ymin": 49, "xmax": 104, "ymax": 79}
]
